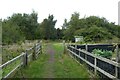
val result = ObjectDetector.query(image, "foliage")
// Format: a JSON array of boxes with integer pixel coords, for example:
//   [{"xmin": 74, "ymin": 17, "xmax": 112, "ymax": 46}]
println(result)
[
  {"xmin": 2, "ymin": 12, "xmax": 58, "ymax": 44},
  {"xmin": 92, "ymin": 49, "xmax": 112, "ymax": 59},
  {"xmin": 11, "ymin": 11, "xmax": 38, "ymax": 40},
  {"xmin": 56, "ymin": 28, "xmax": 63, "ymax": 39},
  {"xmin": 36, "ymin": 15, "xmax": 57, "ymax": 40},
  {"xmin": 62, "ymin": 12, "xmax": 120, "ymax": 42},
  {"xmin": 2, "ymin": 19, "xmax": 24, "ymax": 44},
  {"xmin": 2, "ymin": 11, "xmax": 120, "ymax": 44}
]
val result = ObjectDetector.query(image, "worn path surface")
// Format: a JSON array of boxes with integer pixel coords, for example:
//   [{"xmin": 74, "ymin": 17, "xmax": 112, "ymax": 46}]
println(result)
[{"xmin": 43, "ymin": 43, "xmax": 55, "ymax": 78}]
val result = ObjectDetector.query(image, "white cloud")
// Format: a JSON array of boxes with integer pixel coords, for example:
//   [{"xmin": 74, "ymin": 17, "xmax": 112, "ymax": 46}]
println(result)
[{"xmin": 0, "ymin": 0, "xmax": 119, "ymax": 28}]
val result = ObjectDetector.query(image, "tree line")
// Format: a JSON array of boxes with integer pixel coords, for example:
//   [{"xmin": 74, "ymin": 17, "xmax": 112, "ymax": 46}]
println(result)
[
  {"xmin": 1, "ymin": 11, "xmax": 120, "ymax": 44},
  {"xmin": 2, "ymin": 11, "xmax": 62, "ymax": 44},
  {"xmin": 62, "ymin": 12, "xmax": 120, "ymax": 42}
]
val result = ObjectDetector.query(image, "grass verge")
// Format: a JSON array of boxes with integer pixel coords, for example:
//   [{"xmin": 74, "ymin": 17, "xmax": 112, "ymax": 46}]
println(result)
[
  {"xmin": 13, "ymin": 42, "xmax": 90, "ymax": 78},
  {"xmin": 14, "ymin": 43, "xmax": 49, "ymax": 78},
  {"xmin": 53, "ymin": 43, "xmax": 90, "ymax": 78}
]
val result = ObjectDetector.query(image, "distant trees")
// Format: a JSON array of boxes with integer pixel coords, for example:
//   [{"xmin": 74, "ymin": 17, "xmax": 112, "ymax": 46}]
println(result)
[
  {"xmin": 56, "ymin": 28, "xmax": 63, "ymax": 39},
  {"xmin": 36, "ymin": 15, "xmax": 57, "ymax": 40},
  {"xmin": 10, "ymin": 11, "xmax": 38, "ymax": 40},
  {"xmin": 2, "ymin": 11, "xmax": 120, "ymax": 44},
  {"xmin": 62, "ymin": 12, "xmax": 120, "ymax": 42},
  {"xmin": 2, "ymin": 11, "xmax": 38, "ymax": 44},
  {"xmin": 2, "ymin": 12, "xmax": 58, "ymax": 44},
  {"xmin": 2, "ymin": 17, "xmax": 24, "ymax": 44}
]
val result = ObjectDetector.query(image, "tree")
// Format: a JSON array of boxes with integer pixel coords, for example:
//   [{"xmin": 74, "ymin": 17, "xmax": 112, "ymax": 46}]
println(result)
[
  {"xmin": 2, "ymin": 11, "xmax": 39, "ymax": 44},
  {"xmin": 4, "ymin": 11, "xmax": 38, "ymax": 40},
  {"xmin": 62, "ymin": 12, "xmax": 120, "ymax": 42},
  {"xmin": 2, "ymin": 19, "xmax": 24, "ymax": 44},
  {"xmin": 36, "ymin": 14, "xmax": 57, "ymax": 40},
  {"xmin": 62, "ymin": 19, "xmax": 68, "ymax": 29},
  {"xmin": 21, "ymin": 11, "xmax": 38, "ymax": 40},
  {"xmin": 56, "ymin": 28, "xmax": 63, "ymax": 39},
  {"xmin": 63, "ymin": 12, "xmax": 80, "ymax": 41}
]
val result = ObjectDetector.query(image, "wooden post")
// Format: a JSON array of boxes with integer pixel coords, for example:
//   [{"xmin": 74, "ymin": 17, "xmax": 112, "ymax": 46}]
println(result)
[
  {"xmin": 115, "ymin": 66, "xmax": 118, "ymax": 79},
  {"xmin": 78, "ymin": 49, "xmax": 81, "ymax": 63},
  {"xmin": 75, "ymin": 42, "xmax": 77, "ymax": 49},
  {"xmin": 79, "ymin": 49, "xmax": 80, "ymax": 56},
  {"xmin": 40, "ymin": 40, "xmax": 42, "ymax": 54},
  {"xmin": 116, "ymin": 44, "xmax": 119, "ymax": 63},
  {"xmin": 32, "ymin": 44, "xmax": 36, "ymax": 60},
  {"xmin": 85, "ymin": 44, "xmax": 88, "ymax": 51},
  {"xmin": 115, "ymin": 44, "xmax": 120, "ymax": 78},
  {"xmin": 23, "ymin": 52, "xmax": 28, "ymax": 67},
  {"xmin": 63, "ymin": 40, "xmax": 65, "ymax": 54},
  {"xmin": 70, "ymin": 41, "xmax": 71, "ymax": 46},
  {"xmin": 116, "ymin": 44, "xmax": 120, "ymax": 63},
  {"xmin": 25, "ymin": 50, "xmax": 28, "ymax": 66},
  {"xmin": 94, "ymin": 57, "xmax": 97, "ymax": 75}
]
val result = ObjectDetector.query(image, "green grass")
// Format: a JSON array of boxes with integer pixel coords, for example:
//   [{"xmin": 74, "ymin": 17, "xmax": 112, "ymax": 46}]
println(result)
[
  {"xmin": 14, "ymin": 43, "xmax": 49, "ymax": 78},
  {"xmin": 15, "ymin": 55, "xmax": 49, "ymax": 78},
  {"xmin": 2, "ymin": 41, "xmax": 39, "ymax": 78},
  {"xmin": 2, "ymin": 59, "xmax": 21, "ymax": 78},
  {"xmin": 14, "ymin": 42, "xmax": 90, "ymax": 78},
  {"xmin": 53, "ymin": 43, "xmax": 89, "ymax": 78}
]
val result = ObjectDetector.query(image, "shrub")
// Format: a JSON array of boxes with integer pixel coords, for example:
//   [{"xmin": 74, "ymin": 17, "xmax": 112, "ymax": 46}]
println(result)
[{"xmin": 92, "ymin": 49, "xmax": 112, "ymax": 59}]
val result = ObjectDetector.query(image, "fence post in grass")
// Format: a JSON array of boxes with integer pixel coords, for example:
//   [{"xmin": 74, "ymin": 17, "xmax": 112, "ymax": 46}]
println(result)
[
  {"xmin": 22, "ymin": 52, "xmax": 28, "ymax": 67},
  {"xmin": 115, "ymin": 44, "xmax": 120, "ymax": 78},
  {"xmin": 79, "ymin": 49, "xmax": 81, "ymax": 63},
  {"xmin": 79, "ymin": 49, "xmax": 80, "ymax": 56},
  {"xmin": 85, "ymin": 44, "xmax": 88, "ymax": 51},
  {"xmin": 94, "ymin": 57, "xmax": 97, "ymax": 75},
  {"xmin": 75, "ymin": 42, "xmax": 77, "ymax": 49},
  {"xmin": 25, "ymin": 50, "xmax": 28, "ymax": 66},
  {"xmin": 32, "ymin": 44, "xmax": 36, "ymax": 60},
  {"xmin": 116, "ymin": 44, "xmax": 120, "ymax": 63},
  {"xmin": 63, "ymin": 40, "xmax": 65, "ymax": 54},
  {"xmin": 69, "ymin": 41, "xmax": 71, "ymax": 46},
  {"xmin": 40, "ymin": 40, "xmax": 42, "ymax": 54}
]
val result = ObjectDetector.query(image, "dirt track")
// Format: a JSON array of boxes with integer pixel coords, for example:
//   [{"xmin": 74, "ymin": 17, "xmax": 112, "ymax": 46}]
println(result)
[{"xmin": 43, "ymin": 43, "xmax": 55, "ymax": 78}]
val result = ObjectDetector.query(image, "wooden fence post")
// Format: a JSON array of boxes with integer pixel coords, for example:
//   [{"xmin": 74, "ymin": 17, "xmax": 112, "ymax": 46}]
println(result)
[
  {"xmin": 63, "ymin": 40, "xmax": 65, "ymax": 54},
  {"xmin": 85, "ymin": 44, "xmax": 88, "ymax": 51},
  {"xmin": 94, "ymin": 57, "xmax": 97, "ymax": 75},
  {"xmin": 70, "ymin": 41, "xmax": 71, "ymax": 46},
  {"xmin": 22, "ymin": 52, "xmax": 28, "ymax": 67},
  {"xmin": 75, "ymin": 42, "xmax": 77, "ymax": 49},
  {"xmin": 115, "ymin": 44, "xmax": 120, "ymax": 78},
  {"xmin": 32, "ymin": 44, "xmax": 36, "ymax": 60},
  {"xmin": 40, "ymin": 40, "xmax": 42, "ymax": 54},
  {"xmin": 79, "ymin": 49, "xmax": 81, "ymax": 56}
]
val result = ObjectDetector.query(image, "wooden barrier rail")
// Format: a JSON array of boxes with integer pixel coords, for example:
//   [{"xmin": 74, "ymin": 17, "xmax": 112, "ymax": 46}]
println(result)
[
  {"xmin": 67, "ymin": 45, "xmax": 120, "ymax": 79},
  {"xmin": 0, "ymin": 42, "xmax": 42, "ymax": 78}
]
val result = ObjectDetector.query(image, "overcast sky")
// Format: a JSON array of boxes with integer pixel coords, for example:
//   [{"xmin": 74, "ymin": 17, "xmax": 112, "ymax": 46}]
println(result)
[{"xmin": 0, "ymin": 0, "xmax": 119, "ymax": 28}]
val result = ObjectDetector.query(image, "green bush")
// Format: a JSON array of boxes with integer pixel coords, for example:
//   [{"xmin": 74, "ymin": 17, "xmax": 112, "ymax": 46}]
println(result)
[{"xmin": 92, "ymin": 49, "xmax": 112, "ymax": 59}]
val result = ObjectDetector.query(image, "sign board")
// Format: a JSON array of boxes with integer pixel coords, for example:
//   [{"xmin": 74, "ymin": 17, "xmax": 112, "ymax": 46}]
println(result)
[{"xmin": 74, "ymin": 36, "xmax": 83, "ymax": 42}]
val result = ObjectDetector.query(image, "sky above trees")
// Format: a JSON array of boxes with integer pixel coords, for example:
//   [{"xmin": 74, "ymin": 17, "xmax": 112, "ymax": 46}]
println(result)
[{"xmin": 0, "ymin": 0, "xmax": 119, "ymax": 28}]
